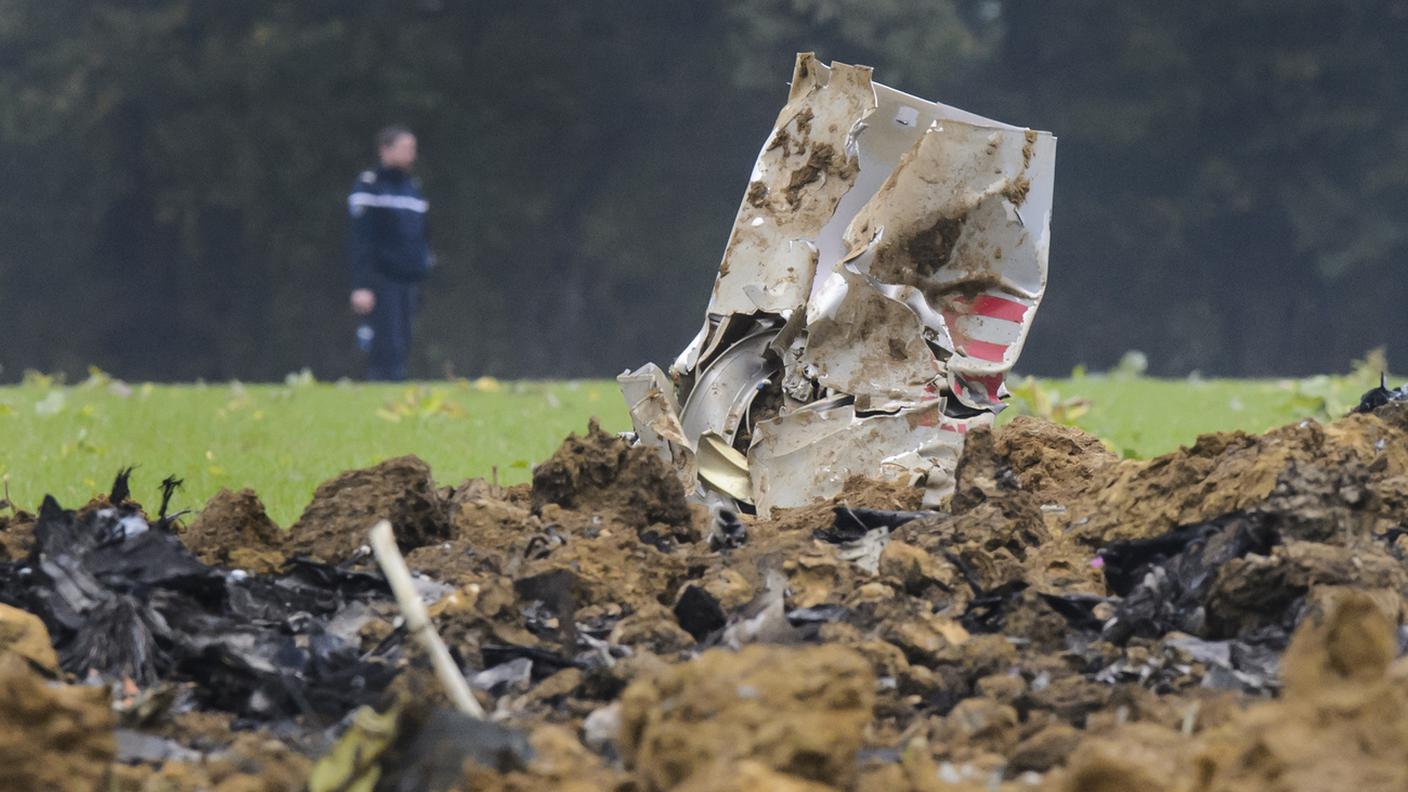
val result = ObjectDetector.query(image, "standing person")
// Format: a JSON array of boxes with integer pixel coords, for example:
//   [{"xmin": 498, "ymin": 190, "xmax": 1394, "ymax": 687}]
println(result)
[{"xmin": 348, "ymin": 125, "xmax": 432, "ymax": 381}]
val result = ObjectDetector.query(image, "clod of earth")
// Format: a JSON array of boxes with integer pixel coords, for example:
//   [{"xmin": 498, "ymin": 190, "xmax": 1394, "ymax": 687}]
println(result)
[
  {"xmin": 620, "ymin": 644, "xmax": 875, "ymax": 791},
  {"xmin": 287, "ymin": 454, "xmax": 450, "ymax": 562},
  {"xmin": 0, "ymin": 508, "xmax": 36, "ymax": 561},
  {"xmin": 0, "ymin": 652, "xmax": 115, "ymax": 792},
  {"xmin": 532, "ymin": 419, "xmax": 693, "ymax": 534},
  {"xmin": 0, "ymin": 600, "xmax": 59, "ymax": 672},
  {"xmin": 180, "ymin": 486, "xmax": 285, "ymax": 572}
]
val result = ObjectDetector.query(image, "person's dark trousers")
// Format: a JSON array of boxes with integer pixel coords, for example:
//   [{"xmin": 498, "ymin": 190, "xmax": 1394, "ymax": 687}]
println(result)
[{"xmin": 367, "ymin": 279, "xmax": 418, "ymax": 381}]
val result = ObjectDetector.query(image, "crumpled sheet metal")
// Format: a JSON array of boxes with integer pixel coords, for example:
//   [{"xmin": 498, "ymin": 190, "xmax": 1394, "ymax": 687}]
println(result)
[
  {"xmin": 802, "ymin": 238, "xmax": 945, "ymax": 410},
  {"xmin": 748, "ymin": 398, "xmax": 974, "ymax": 516},
  {"xmin": 618, "ymin": 364, "xmax": 696, "ymax": 482},
  {"xmin": 701, "ymin": 57, "xmax": 873, "ymax": 326},
  {"xmin": 621, "ymin": 53, "xmax": 1055, "ymax": 515}
]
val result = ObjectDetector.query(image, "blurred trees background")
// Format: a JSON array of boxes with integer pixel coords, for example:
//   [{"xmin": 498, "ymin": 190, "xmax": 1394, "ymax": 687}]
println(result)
[{"xmin": 1, "ymin": 0, "xmax": 1405, "ymax": 381}]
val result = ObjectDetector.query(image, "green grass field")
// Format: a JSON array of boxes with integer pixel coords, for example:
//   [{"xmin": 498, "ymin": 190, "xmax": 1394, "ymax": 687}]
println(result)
[{"xmin": 0, "ymin": 366, "xmax": 1385, "ymax": 525}]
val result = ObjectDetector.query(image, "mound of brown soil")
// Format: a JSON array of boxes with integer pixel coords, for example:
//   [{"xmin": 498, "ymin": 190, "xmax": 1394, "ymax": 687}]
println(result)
[
  {"xmin": 0, "ymin": 510, "xmax": 34, "ymax": 561},
  {"xmin": 286, "ymin": 454, "xmax": 450, "ymax": 562},
  {"xmin": 181, "ymin": 487, "xmax": 285, "ymax": 573},
  {"xmin": 994, "ymin": 415, "xmax": 1120, "ymax": 503},
  {"xmin": 0, "ymin": 601, "xmax": 59, "ymax": 673},
  {"xmin": 621, "ymin": 644, "xmax": 875, "ymax": 791},
  {"xmin": 532, "ymin": 419, "xmax": 691, "ymax": 532},
  {"xmin": 0, "ymin": 652, "xmax": 114, "ymax": 791},
  {"xmin": 1056, "ymin": 407, "xmax": 1408, "ymax": 545}
]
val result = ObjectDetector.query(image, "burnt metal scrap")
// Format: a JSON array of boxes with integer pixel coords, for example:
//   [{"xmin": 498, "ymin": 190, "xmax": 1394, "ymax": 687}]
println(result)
[
  {"xmin": 621, "ymin": 53, "xmax": 1056, "ymax": 514},
  {"xmin": 1353, "ymin": 372, "xmax": 1408, "ymax": 413},
  {"xmin": 0, "ymin": 480, "xmax": 401, "ymax": 721}
]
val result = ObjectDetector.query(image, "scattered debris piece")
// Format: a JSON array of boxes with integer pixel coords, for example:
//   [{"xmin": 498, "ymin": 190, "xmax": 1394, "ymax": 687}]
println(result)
[
  {"xmin": 1353, "ymin": 372, "xmax": 1408, "ymax": 413},
  {"xmin": 1055, "ymin": 592, "xmax": 1408, "ymax": 791},
  {"xmin": 6, "ymin": 488, "xmax": 401, "ymax": 716},
  {"xmin": 309, "ymin": 697, "xmax": 531, "ymax": 792},
  {"xmin": 370, "ymin": 519, "xmax": 485, "ymax": 718}
]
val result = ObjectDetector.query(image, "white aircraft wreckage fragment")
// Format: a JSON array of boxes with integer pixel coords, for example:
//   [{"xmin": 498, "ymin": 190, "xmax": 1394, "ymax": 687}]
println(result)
[{"xmin": 620, "ymin": 52, "xmax": 1056, "ymax": 516}]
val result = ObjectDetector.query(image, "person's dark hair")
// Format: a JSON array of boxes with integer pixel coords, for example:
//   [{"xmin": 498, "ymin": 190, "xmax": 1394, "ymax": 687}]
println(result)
[{"xmin": 376, "ymin": 125, "xmax": 413, "ymax": 151}]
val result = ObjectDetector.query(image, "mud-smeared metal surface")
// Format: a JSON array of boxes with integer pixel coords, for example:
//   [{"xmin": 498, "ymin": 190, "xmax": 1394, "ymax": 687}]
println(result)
[
  {"xmin": 621, "ymin": 53, "xmax": 1059, "ymax": 514},
  {"xmin": 3, "ymin": 403, "xmax": 1408, "ymax": 789}
]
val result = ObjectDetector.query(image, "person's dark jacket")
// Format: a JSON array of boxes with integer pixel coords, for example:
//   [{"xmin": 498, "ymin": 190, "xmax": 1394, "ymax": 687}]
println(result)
[{"xmin": 348, "ymin": 167, "xmax": 432, "ymax": 289}]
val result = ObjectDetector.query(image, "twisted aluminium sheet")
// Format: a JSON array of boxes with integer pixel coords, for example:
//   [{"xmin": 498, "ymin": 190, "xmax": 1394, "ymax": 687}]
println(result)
[{"xmin": 621, "ymin": 53, "xmax": 1056, "ymax": 515}]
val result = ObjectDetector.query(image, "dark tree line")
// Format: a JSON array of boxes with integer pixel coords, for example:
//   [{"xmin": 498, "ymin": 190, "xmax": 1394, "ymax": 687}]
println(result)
[{"xmin": 1, "ymin": 0, "xmax": 1405, "ymax": 381}]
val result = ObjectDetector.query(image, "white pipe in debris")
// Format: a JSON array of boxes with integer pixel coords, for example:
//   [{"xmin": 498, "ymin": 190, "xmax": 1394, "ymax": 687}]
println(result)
[{"xmin": 368, "ymin": 519, "xmax": 486, "ymax": 719}]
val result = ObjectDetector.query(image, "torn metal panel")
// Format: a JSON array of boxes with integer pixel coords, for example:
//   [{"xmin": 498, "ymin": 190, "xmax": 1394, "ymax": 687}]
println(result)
[
  {"xmin": 619, "ymin": 364, "xmax": 686, "ymax": 449},
  {"xmin": 622, "ymin": 52, "xmax": 1055, "ymax": 513},
  {"xmin": 810, "ymin": 65, "xmax": 1050, "ymax": 301},
  {"xmin": 801, "ymin": 237, "xmax": 944, "ymax": 410},
  {"xmin": 696, "ymin": 433, "xmax": 752, "ymax": 503},
  {"xmin": 618, "ymin": 363, "xmax": 695, "ymax": 484},
  {"xmin": 840, "ymin": 115, "xmax": 1054, "ymax": 410},
  {"xmin": 747, "ymin": 399, "xmax": 975, "ymax": 517},
  {"xmin": 678, "ymin": 329, "xmax": 779, "ymax": 445},
  {"xmin": 707, "ymin": 54, "xmax": 875, "ymax": 319}
]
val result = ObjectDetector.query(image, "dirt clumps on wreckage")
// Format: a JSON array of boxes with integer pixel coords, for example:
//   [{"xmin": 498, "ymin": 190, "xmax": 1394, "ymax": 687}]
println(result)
[{"xmin": 4, "ymin": 53, "xmax": 1408, "ymax": 791}]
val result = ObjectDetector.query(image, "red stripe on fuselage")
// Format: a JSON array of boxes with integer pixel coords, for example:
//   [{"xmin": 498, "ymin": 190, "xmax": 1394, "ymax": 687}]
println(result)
[
  {"xmin": 963, "ymin": 339, "xmax": 1008, "ymax": 362},
  {"xmin": 971, "ymin": 295, "xmax": 1029, "ymax": 323}
]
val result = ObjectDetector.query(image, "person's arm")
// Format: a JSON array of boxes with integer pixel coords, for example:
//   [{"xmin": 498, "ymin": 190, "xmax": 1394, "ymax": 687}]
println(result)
[
  {"xmin": 348, "ymin": 175, "xmax": 377, "ymax": 312},
  {"xmin": 424, "ymin": 205, "xmax": 436, "ymax": 272},
  {"xmin": 413, "ymin": 176, "xmax": 435, "ymax": 274}
]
